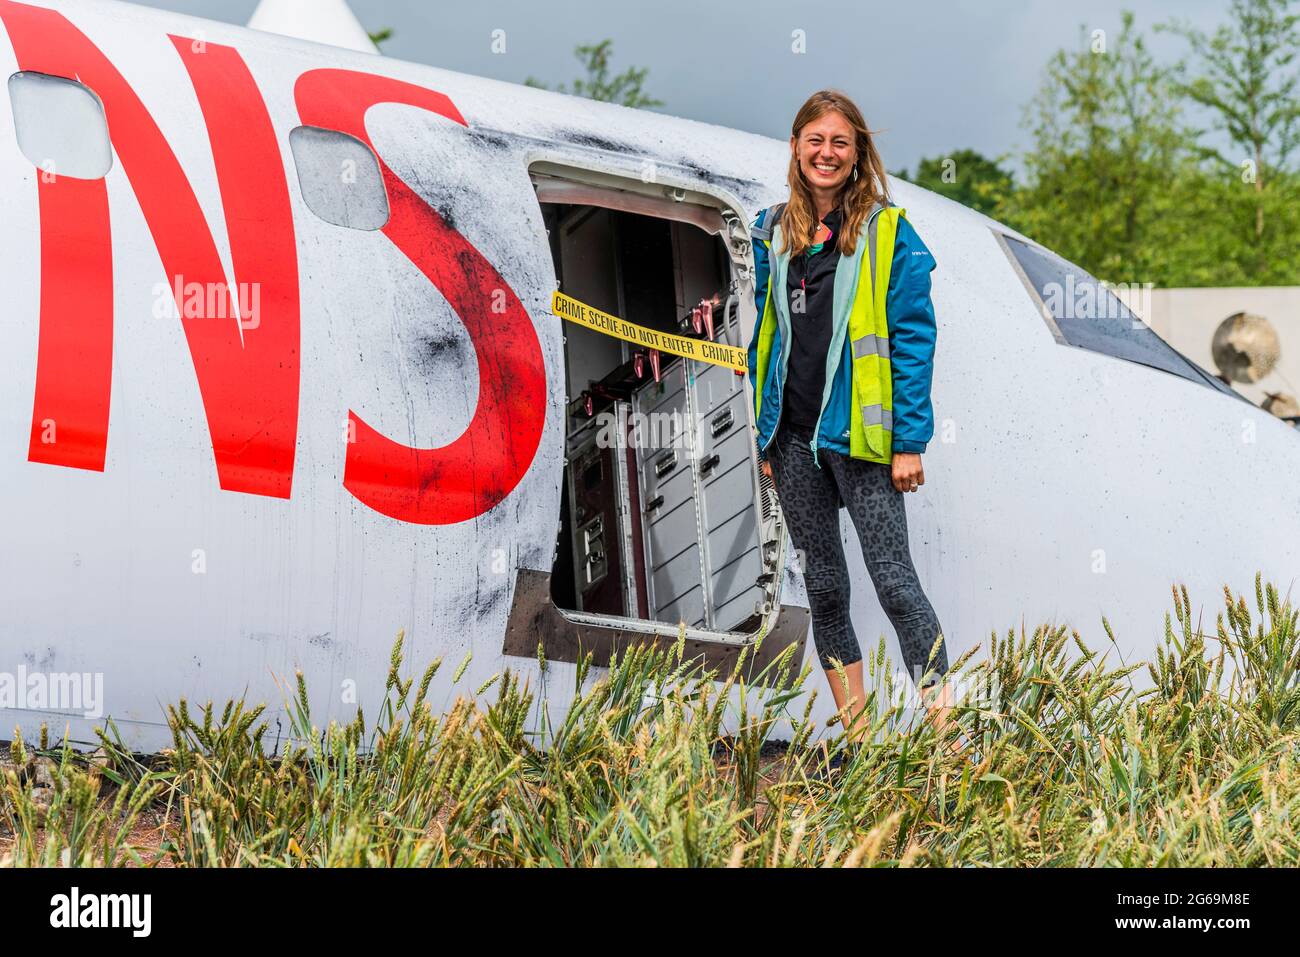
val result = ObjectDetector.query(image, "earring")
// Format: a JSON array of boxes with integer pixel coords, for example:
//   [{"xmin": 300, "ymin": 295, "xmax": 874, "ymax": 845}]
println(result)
[{"xmin": 852, "ymin": 165, "xmax": 859, "ymax": 181}]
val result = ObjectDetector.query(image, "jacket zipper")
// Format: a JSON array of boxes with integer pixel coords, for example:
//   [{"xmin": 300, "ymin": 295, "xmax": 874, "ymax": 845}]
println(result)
[{"xmin": 759, "ymin": 228, "xmax": 794, "ymax": 455}]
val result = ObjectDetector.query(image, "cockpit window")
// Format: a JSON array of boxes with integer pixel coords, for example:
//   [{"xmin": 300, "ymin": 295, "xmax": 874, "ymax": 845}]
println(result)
[
  {"xmin": 7, "ymin": 71, "xmax": 112, "ymax": 180},
  {"xmin": 998, "ymin": 232, "xmax": 1242, "ymax": 400}
]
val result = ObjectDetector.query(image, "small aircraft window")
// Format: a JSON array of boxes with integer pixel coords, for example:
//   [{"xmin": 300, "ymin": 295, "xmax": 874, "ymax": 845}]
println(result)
[
  {"xmin": 7, "ymin": 72, "xmax": 112, "ymax": 180},
  {"xmin": 999, "ymin": 233, "xmax": 1239, "ymax": 398},
  {"xmin": 288, "ymin": 125, "xmax": 389, "ymax": 231}
]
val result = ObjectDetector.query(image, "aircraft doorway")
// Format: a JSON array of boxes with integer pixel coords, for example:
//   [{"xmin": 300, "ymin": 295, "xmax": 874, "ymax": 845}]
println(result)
[{"xmin": 533, "ymin": 167, "xmax": 783, "ymax": 638}]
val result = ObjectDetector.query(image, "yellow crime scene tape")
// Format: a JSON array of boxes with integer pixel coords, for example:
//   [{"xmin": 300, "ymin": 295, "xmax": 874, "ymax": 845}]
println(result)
[{"xmin": 551, "ymin": 290, "xmax": 747, "ymax": 373}]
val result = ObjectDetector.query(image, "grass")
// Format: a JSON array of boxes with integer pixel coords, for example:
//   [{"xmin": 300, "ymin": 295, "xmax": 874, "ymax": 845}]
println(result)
[{"xmin": 2, "ymin": 572, "xmax": 1298, "ymax": 867}]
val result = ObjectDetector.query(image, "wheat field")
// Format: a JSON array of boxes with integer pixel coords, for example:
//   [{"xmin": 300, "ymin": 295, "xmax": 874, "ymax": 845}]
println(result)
[{"xmin": 2, "ymin": 573, "xmax": 1297, "ymax": 867}]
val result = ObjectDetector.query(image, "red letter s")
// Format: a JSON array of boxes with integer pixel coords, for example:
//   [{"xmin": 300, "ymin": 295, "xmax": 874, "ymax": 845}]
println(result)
[{"xmin": 295, "ymin": 70, "xmax": 546, "ymax": 526}]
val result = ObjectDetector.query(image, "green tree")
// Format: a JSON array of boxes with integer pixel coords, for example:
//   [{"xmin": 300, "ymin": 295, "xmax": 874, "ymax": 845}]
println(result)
[
  {"xmin": 1159, "ymin": 0, "xmax": 1300, "ymax": 279},
  {"xmin": 999, "ymin": 12, "xmax": 1200, "ymax": 284},
  {"xmin": 524, "ymin": 39, "xmax": 664, "ymax": 109},
  {"xmin": 895, "ymin": 149, "xmax": 1015, "ymax": 216}
]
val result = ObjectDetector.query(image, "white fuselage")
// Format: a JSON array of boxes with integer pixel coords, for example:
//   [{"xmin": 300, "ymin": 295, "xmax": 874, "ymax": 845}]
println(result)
[{"xmin": 1, "ymin": 0, "xmax": 1296, "ymax": 750}]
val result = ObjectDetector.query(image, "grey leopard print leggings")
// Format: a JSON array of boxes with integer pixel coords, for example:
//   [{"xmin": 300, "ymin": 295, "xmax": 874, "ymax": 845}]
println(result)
[{"xmin": 767, "ymin": 421, "xmax": 950, "ymax": 687}]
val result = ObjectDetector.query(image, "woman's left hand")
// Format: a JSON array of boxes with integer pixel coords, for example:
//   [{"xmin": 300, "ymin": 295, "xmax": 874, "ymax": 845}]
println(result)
[{"xmin": 891, "ymin": 452, "xmax": 924, "ymax": 493}]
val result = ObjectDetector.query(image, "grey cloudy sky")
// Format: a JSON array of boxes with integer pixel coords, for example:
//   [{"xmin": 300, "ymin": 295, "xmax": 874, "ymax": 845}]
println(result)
[{"xmin": 138, "ymin": 0, "xmax": 1231, "ymax": 175}]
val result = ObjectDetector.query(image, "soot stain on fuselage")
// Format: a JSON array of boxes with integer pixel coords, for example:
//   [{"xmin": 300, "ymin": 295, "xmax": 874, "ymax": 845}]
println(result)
[
  {"xmin": 467, "ymin": 128, "xmax": 512, "ymax": 151},
  {"xmin": 474, "ymin": 581, "xmax": 509, "ymax": 621},
  {"xmin": 410, "ymin": 331, "xmax": 467, "ymax": 379},
  {"xmin": 559, "ymin": 130, "xmax": 637, "ymax": 155}
]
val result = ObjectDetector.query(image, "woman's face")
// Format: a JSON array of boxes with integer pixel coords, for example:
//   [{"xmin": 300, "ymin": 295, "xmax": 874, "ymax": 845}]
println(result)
[{"xmin": 791, "ymin": 110, "xmax": 857, "ymax": 193}]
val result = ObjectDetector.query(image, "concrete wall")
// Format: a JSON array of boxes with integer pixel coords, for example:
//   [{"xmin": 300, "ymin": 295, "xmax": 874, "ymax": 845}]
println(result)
[{"xmin": 1115, "ymin": 286, "xmax": 1300, "ymax": 409}]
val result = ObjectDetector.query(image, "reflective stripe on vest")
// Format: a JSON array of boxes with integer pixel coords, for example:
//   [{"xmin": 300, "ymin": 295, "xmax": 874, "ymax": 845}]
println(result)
[
  {"xmin": 860, "ymin": 404, "xmax": 893, "ymax": 431},
  {"xmin": 851, "ymin": 333, "xmax": 890, "ymax": 359}
]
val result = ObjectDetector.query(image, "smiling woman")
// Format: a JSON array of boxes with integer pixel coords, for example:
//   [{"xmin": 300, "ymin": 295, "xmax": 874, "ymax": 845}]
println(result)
[{"xmin": 747, "ymin": 89, "xmax": 954, "ymax": 758}]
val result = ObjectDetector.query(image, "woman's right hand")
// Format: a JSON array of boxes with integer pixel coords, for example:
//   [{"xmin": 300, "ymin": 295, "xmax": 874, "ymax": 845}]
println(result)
[{"xmin": 760, "ymin": 459, "xmax": 773, "ymax": 480}]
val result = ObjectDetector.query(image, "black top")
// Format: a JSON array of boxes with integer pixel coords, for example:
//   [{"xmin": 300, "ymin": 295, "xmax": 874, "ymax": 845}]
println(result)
[{"xmin": 782, "ymin": 206, "xmax": 842, "ymax": 429}]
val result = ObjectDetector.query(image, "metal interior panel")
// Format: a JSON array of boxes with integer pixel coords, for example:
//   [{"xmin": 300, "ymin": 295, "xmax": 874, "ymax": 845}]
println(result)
[
  {"xmin": 647, "ymin": 501, "xmax": 701, "ymax": 575},
  {"xmin": 655, "ymin": 584, "xmax": 706, "ymax": 629},
  {"xmin": 705, "ymin": 481, "xmax": 759, "ymax": 555},
  {"xmin": 653, "ymin": 549, "xmax": 707, "ymax": 618},
  {"xmin": 699, "ymin": 403, "xmax": 752, "ymax": 483},
  {"xmin": 701, "ymin": 458, "xmax": 753, "ymax": 530},
  {"xmin": 639, "ymin": 366, "xmax": 687, "ymax": 416},
  {"xmin": 712, "ymin": 581, "xmax": 765, "ymax": 632},
  {"xmin": 705, "ymin": 508, "xmax": 763, "ymax": 630},
  {"xmin": 690, "ymin": 361, "xmax": 745, "ymax": 418},
  {"xmin": 641, "ymin": 449, "xmax": 694, "ymax": 518},
  {"xmin": 711, "ymin": 546, "xmax": 763, "ymax": 612},
  {"xmin": 566, "ymin": 435, "xmax": 636, "ymax": 616}
]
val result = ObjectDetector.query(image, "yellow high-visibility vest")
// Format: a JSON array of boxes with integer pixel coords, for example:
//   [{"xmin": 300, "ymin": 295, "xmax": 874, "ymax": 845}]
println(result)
[{"xmin": 753, "ymin": 202, "xmax": 906, "ymax": 463}]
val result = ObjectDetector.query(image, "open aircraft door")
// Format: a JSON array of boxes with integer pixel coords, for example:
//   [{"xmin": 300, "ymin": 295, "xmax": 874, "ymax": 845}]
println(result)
[{"xmin": 503, "ymin": 161, "xmax": 809, "ymax": 683}]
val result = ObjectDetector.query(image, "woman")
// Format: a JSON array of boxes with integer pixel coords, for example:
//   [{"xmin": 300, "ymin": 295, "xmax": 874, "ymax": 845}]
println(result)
[{"xmin": 746, "ymin": 90, "xmax": 953, "ymax": 749}]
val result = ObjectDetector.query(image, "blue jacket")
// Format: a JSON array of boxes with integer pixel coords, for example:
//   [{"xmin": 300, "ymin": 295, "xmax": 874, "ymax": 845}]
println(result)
[{"xmin": 746, "ymin": 206, "xmax": 939, "ymax": 458}]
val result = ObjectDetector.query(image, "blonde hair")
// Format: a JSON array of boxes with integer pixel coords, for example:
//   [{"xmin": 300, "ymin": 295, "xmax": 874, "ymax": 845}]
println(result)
[{"xmin": 779, "ymin": 89, "xmax": 890, "ymax": 259}]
